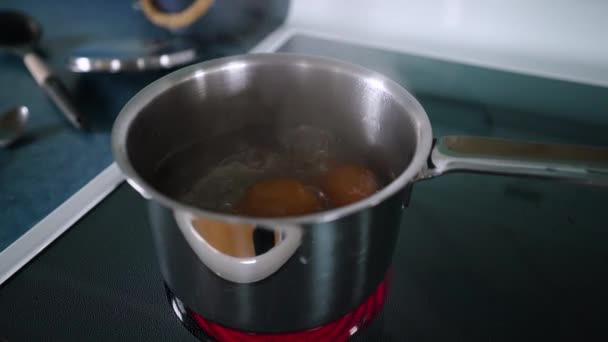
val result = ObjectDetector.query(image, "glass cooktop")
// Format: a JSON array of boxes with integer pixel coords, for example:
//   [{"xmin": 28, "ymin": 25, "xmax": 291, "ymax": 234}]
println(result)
[{"xmin": 1, "ymin": 34, "xmax": 607, "ymax": 341}]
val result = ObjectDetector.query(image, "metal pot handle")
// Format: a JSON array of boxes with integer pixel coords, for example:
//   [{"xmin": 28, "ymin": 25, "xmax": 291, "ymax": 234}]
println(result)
[
  {"xmin": 173, "ymin": 210, "xmax": 302, "ymax": 284},
  {"xmin": 419, "ymin": 136, "xmax": 608, "ymax": 186}
]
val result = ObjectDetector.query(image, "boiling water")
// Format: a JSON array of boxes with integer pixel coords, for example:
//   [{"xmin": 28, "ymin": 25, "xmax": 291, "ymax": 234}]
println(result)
[{"xmin": 154, "ymin": 125, "xmax": 358, "ymax": 213}]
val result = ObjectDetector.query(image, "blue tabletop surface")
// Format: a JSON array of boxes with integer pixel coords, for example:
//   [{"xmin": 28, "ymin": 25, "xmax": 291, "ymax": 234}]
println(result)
[{"xmin": 0, "ymin": 0, "xmax": 287, "ymax": 250}]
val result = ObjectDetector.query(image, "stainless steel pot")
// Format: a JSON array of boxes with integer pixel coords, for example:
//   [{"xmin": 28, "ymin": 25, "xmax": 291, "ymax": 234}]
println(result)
[{"xmin": 112, "ymin": 53, "xmax": 608, "ymax": 333}]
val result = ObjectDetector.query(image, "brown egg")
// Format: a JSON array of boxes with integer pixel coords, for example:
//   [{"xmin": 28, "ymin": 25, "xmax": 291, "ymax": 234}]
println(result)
[
  {"xmin": 237, "ymin": 178, "xmax": 323, "ymax": 217},
  {"xmin": 320, "ymin": 163, "xmax": 379, "ymax": 207}
]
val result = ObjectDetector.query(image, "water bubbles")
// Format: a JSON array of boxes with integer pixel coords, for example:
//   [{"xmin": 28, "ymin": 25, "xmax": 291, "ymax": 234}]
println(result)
[{"xmin": 175, "ymin": 125, "xmax": 337, "ymax": 213}]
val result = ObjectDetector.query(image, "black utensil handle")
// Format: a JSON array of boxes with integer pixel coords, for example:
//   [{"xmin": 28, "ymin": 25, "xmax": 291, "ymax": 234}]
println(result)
[
  {"xmin": 42, "ymin": 76, "xmax": 86, "ymax": 129},
  {"xmin": 23, "ymin": 52, "xmax": 86, "ymax": 130}
]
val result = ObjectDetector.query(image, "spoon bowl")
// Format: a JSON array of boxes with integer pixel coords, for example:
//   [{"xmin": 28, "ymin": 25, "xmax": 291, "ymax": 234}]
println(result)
[
  {"xmin": 0, "ymin": 10, "xmax": 41, "ymax": 52},
  {"xmin": 0, "ymin": 106, "xmax": 29, "ymax": 147}
]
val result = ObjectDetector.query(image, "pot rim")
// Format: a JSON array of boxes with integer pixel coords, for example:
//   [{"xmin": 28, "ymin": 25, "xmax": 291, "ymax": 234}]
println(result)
[{"xmin": 112, "ymin": 53, "xmax": 434, "ymax": 225}]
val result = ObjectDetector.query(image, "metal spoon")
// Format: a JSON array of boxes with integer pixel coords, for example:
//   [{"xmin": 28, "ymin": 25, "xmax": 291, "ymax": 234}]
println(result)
[
  {"xmin": 0, "ymin": 106, "xmax": 29, "ymax": 148},
  {"xmin": 0, "ymin": 10, "xmax": 86, "ymax": 129}
]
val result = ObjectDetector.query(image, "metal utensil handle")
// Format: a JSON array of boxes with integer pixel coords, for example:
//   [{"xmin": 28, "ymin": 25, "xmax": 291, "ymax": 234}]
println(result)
[{"xmin": 423, "ymin": 136, "xmax": 608, "ymax": 186}]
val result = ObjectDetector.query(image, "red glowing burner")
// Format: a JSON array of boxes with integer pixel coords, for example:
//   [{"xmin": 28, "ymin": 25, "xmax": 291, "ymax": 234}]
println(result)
[{"xmin": 188, "ymin": 272, "xmax": 390, "ymax": 342}]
